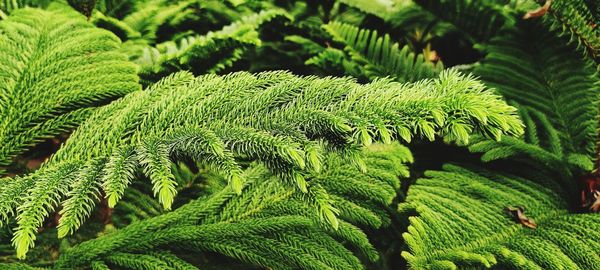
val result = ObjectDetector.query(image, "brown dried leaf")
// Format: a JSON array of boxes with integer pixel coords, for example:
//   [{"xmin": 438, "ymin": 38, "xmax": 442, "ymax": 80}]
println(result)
[
  {"xmin": 590, "ymin": 191, "xmax": 600, "ymax": 212},
  {"xmin": 505, "ymin": 206, "xmax": 537, "ymax": 229},
  {"xmin": 580, "ymin": 173, "xmax": 600, "ymax": 211},
  {"xmin": 523, "ymin": 0, "xmax": 551, "ymax": 19}
]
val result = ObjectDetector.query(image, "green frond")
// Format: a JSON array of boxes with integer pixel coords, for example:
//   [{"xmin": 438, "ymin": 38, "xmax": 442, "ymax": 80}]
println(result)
[
  {"xmin": 57, "ymin": 159, "xmax": 106, "ymax": 238},
  {"xmin": 414, "ymin": 0, "xmax": 515, "ymax": 42},
  {"xmin": 316, "ymin": 21, "xmax": 443, "ymax": 82},
  {"xmin": 0, "ymin": 0, "xmax": 50, "ymax": 18},
  {"xmin": 138, "ymin": 138, "xmax": 178, "ymax": 211},
  {"xmin": 101, "ymin": 145, "xmax": 138, "ymax": 208},
  {"xmin": 121, "ymin": 0, "xmax": 195, "ymax": 43},
  {"xmin": 91, "ymin": 260, "xmax": 110, "ymax": 270},
  {"xmin": 337, "ymin": 0, "xmax": 408, "ymax": 21},
  {"xmin": 475, "ymin": 20, "xmax": 600, "ymax": 156},
  {"xmin": 532, "ymin": 0, "xmax": 600, "ymax": 62},
  {"xmin": 468, "ymin": 105, "xmax": 594, "ymax": 190},
  {"xmin": 53, "ymin": 143, "xmax": 412, "ymax": 269},
  {"xmin": 104, "ymin": 252, "xmax": 176, "ymax": 270},
  {"xmin": 0, "ymin": 262, "xmax": 39, "ymax": 270},
  {"xmin": 12, "ymin": 164, "xmax": 76, "ymax": 258},
  {"xmin": 93, "ymin": 0, "xmax": 139, "ymax": 19},
  {"xmin": 0, "ymin": 176, "xmax": 35, "ymax": 227},
  {"xmin": 0, "ymin": 8, "xmax": 140, "ymax": 173},
  {"xmin": 135, "ymin": 9, "xmax": 289, "ymax": 84},
  {"xmin": 111, "ymin": 188, "xmax": 165, "ymax": 225},
  {"xmin": 92, "ymin": 11, "xmax": 142, "ymax": 42},
  {"xmin": 4, "ymin": 69, "xmax": 522, "ymax": 258},
  {"xmin": 400, "ymin": 164, "xmax": 600, "ymax": 269},
  {"xmin": 145, "ymin": 251, "xmax": 198, "ymax": 270},
  {"xmin": 165, "ymin": 127, "xmax": 245, "ymax": 194}
]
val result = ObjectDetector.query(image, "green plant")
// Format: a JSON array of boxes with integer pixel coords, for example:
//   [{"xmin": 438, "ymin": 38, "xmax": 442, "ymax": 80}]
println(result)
[
  {"xmin": 400, "ymin": 164, "xmax": 600, "ymax": 269},
  {"xmin": 0, "ymin": 1, "xmax": 598, "ymax": 270},
  {"xmin": 50, "ymin": 143, "xmax": 412, "ymax": 269},
  {"xmin": 3, "ymin": 68, "xmax": 522, "ymax": 258},
  {"xmin": 0, "ymin": 8, "xmax": 139, "ymax": 175},
  {"xmin": 134, "ymin": 9, "xmax": 290, "ymax": 84},
  {"xmin": 322, "ymin": 21, "xmax": 443, "ymax": 82}
]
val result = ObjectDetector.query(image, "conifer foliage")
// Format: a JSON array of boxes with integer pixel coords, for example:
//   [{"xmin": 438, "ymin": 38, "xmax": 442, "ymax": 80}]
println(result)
[
  {"xmin": 0, "ymin": 8, "xmax": 140, "ymax": 175},
  {"xmin": 0, "ymin": 0, "xmax": 599, "ymax": 270},
  {"xmin": 5, "ymin": 69, "xmax": 522, "ymax": 258}
]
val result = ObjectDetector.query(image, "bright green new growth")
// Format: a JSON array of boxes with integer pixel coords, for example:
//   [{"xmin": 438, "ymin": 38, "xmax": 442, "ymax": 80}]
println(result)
[
  {"xmin": 309, "ymin": 21, "xmax": 443, "ymax": 83},
  {"xmin": 400, "ymin": 164, "xmax": 600, "ymax": 269},
  {"xmin": 0, "ymin": 8, "xmax": 140, "ymax": 173},
  {"xmin": 52, "ymin": 143, "xmax": 412, "ymax": 269},
  {"xmin": 2, "ymin": 68, "xmax": 522, "ymax": 258}
]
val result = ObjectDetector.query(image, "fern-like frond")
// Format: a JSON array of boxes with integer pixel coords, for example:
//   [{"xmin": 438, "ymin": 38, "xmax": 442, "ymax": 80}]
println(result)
[
  {"xmin": 135, "ymin": 9, "xmax": 289, "ymax": 84},
  {"xmin": 121, "ymin": 0, "xmax": 195, "ymax": 43},
  {"xmin": 468, "ymin": 105, "xmax": 595, "ymax": 192},
  {"xmin": 475, "ymin": 20, "xmax": 599, "ymax": 156},
  {"xmin": 0, "ymin": 8, "xmax": 140, "ymax": 173},
  {"xmin": 314, "ymin": 21, "xmax": 443, "ymax": 82},
  {"xmin": 532, "ymin": 0, "xmax": 600, "ymax": 62},
  {"xmin": 400, "ymin": 164, "xmax": 600, "ymax": 269},
  {"xmin": 3, "ymin": 69, "xmax": 522, "ymax": 258},
  {"xmin": 337, "ymin": 0, "xmax": 409, "ymax": 21},
  {"xmin": 51, "ymin": 143, "xmax": 411, "ymax": 269},
  {"xmin": 92, "ymin": 11, "xmax": 142, "ymax": 42},
  {"xmin": 414, "ymin": 0, "xmax": 515, "ymax": 42},
  {"xmin": 0, "ymin": 0, "xmax": 50, "ymax": 18}
]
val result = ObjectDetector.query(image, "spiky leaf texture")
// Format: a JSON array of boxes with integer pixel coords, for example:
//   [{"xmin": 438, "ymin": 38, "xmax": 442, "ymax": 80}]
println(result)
[
  {"xmin": 533, "ymin": 0, "xmax": 600, "ymax": 62},
  {"xmin": 0, "ymin": 8, "xmax": 140, "ymax": 173},
  {"xmin": 400, "ymin": 164, "xmax": 600, "ymax": 269},
  {"xmin": 474, "ymin": 20, "xmax": 600, "ymax": 159},
  {"xmin": 135, "ymin": 9, "xmax": 289, "ymax": 84},
  {"xmin": 311, "ymin": 21, "xmax": 443, "ymax": 83},
  {"xmin": 0, "ymin": 0, "xmax": 51, "ymax": 18},
  {"xmin": 52, "ymin": 143, "xmax": 411, "ymax": 269},
  {"xmin": 2, "ymin": 69, "xmax": 523, "ymax": 258},
  {"xmin": 468, "ymin": 105, "xmax": 594, "ymax": 192}
]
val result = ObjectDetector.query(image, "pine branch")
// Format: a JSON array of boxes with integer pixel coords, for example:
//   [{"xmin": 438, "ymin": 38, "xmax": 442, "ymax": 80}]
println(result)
[
  {"xmin": 53, "ymin": 143, "xmax": 411, "ymax": 269},
  {"xmin": 0, "ymin": 0, "xmax": 49, "ymax": 18},
  {"xmin": 0, "ymin": 8, "xmax": 140, "ymax": 174},
  {"xmin": 2, "ymin": 69, "xmax": 522, "ymax": 258}
]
